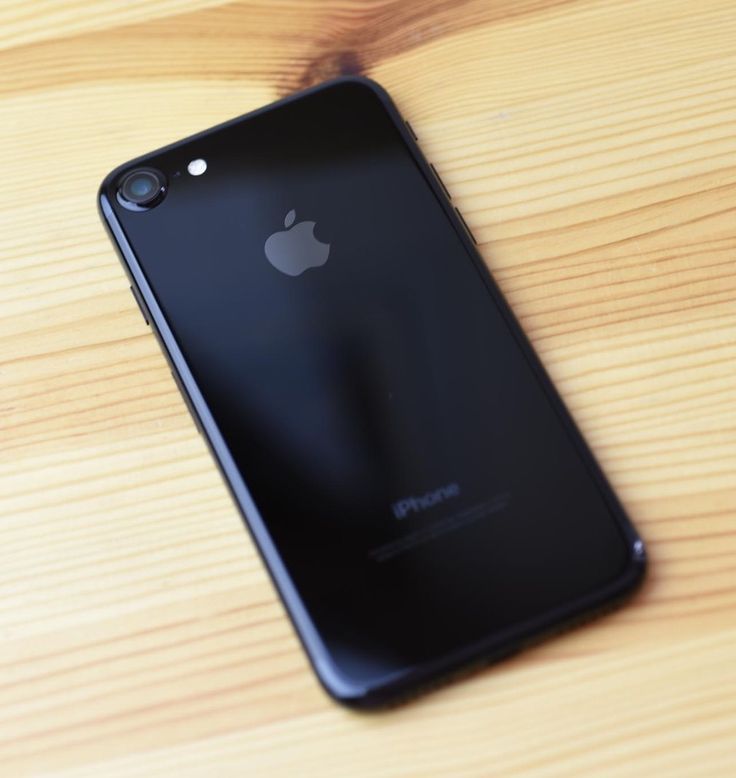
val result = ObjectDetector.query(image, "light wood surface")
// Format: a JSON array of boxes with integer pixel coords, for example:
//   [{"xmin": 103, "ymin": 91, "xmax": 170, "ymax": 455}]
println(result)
[{"xmin": 1, "ymin": 1, "xmax": 735, "ymax": 775}]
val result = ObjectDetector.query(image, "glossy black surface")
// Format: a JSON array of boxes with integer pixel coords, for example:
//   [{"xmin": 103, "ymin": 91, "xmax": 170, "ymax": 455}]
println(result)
[{"xmin": 99, "ymin": 77, "xmax": 645, "ymax": 707}]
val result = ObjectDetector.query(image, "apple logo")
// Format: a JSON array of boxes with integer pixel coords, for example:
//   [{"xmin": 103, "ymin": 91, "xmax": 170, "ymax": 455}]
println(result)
[{"xmin": 264, "ymin": 209, "xmax": 330, "ymax": 277}]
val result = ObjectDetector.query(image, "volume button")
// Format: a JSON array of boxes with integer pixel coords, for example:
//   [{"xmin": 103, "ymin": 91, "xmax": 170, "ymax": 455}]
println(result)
[
  {"xmin": 129, "ymin": 285, "xmax": 150, "ymax": 325},
  {"xmin": 455, "ymin": 208, "xmax": 478, "ymax": 245},
  {"xmin": 405, "ymin": 120, "xmax": 418, "ymax": 140},
  {"xmin": 430, "ymin": 163, "xmax": 452, "ymax": 200}
]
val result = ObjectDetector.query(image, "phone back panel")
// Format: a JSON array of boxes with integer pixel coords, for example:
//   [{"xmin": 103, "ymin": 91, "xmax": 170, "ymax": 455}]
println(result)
[{"xmin": 100, "ymin": 79, "xmax": 643, "ymax": 702}]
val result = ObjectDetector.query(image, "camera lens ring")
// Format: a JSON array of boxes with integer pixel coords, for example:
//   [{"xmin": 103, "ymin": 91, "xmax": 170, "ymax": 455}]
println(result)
[{"xmin": 117, "ymin": 167, "xmax": 167, "ymax": 211}]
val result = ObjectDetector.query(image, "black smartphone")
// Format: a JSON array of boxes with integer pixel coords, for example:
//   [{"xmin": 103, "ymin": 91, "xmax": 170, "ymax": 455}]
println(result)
[{"xmin": 99, "ymin": 77, "xmax": 646, "ymax": 708}]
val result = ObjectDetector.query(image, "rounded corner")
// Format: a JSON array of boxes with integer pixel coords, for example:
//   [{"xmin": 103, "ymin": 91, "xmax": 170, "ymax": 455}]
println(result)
[
  {"xmin": 630, "ymin": 545, "xmax": 649, "ymax": 585},
  {"xmin": 613, "ymin": 537, "xmax": 649, "ymax": 599},
  {"xmin": 319, "ymin": 678, "xmax": 373, "ymax": 711},
  {"xmin": 320, "ymin": 681, "xmax": 390, "ymax": 712},
  {"xmin": 303, "ymin": 652, "xmax": 370, "ymax": 709},
  {"xmin": 98, "ymin": 164, "xmax": 126, "ymax": 217},
  {"xmin": 320, "ymin": 75, "xmax": 394, "ymax": 110},
  {"xmin": 304, "ymin": 643, "xmax": 403, "ymax": 710},
  {"xmin": 97, "ymin": 172, "xmax": 114, "ymax": 208}
]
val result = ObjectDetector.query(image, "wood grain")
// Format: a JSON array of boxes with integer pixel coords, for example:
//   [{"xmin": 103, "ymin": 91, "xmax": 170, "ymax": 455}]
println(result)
[{"xmin": 1, "ymin": 0, "xmax": 735, "ymax": 775}]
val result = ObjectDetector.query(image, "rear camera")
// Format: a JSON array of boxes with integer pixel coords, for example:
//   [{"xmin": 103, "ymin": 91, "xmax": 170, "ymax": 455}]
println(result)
[{"xmin": 117, "ymin": 168, "xmax": 166, "ymax": 210}]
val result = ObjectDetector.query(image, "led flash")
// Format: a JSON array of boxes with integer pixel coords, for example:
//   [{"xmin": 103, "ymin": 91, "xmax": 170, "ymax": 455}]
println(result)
[{"xmin": 187, "ymin": 158, "xmax": 207, "ymax": 176}]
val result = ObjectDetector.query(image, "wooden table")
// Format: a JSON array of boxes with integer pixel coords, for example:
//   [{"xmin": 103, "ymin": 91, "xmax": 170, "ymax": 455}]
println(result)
[{"xmin": 1, "ymin": 1, "xmax": 735, "ymax": 775}]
